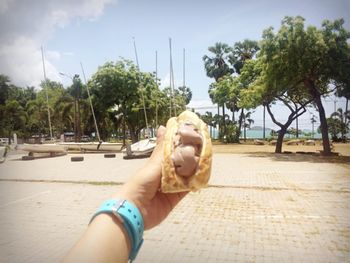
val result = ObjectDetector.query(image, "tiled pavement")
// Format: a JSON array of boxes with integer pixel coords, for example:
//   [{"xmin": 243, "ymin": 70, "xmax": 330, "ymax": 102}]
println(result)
[{"xmin": 0, "ymin": 153, "xmax": 349, "ymax": 262}]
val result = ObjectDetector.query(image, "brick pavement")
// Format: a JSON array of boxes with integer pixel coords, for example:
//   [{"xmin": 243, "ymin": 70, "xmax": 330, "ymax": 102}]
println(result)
[{"xmin": 0, "ymin": 152, "xmax": 349, "ymax": 262}]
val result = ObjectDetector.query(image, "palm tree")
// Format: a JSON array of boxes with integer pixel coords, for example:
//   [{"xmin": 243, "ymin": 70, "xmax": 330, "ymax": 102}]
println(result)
[
  {"xmin": 0, "ymin": 74, "xmax": 11, "ymax": 105},
  {"xmin": 310, "ymin": 115, "xmax": 317, "ymax": 138},
  {"xmin": 201, "ymin": 111, "xmax": 215, "ymax": 138},
  {"xmin": 242, "ymin": 111, "xmax": 254, "ymax": 142},
  {"xmin": 53, "ymin": 94, "xmax": 74, "ymax": 134},
  {"xmin": 336, "ymin": 85, "xmax": 350, "ymax": 126},
  {"xmin": 229, "ymin": 39, "xmax": 260, "ymax": 141},
  {"xmin": 331, "ymin": 108, "xmax": 349, "ymax": 141},
  {"xmin": 203, "ymin": 43, "xmax": 233, "ymax": 82},
  {"xmin": 229, "ymin": 39, "xmax": 260, "ymax": 74},
  {"xmin": 203, "ymin": 42, "xmax": 233, "ymax": 136},
  {"xmin": 25, "ymin": 99, "xmax": 49, "ymax": 138}
]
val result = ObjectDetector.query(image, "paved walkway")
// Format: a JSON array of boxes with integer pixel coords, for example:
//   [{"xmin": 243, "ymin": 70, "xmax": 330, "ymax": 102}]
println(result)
[{"xmin": 0, "ymin": 152, "xmax": 349, "ymax": 262}]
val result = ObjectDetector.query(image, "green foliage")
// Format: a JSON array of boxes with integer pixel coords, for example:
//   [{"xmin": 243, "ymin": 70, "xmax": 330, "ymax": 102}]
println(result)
[
  {"xmin": 203, "ymin": 42, "xmax": 233, "ymax": 82},
  {"xmin": 177, "ymin": 86, "xmax": 192, "ymax": 105},
  {"xmin": 224, "ymin": 121, "xmax": 239, "ymax": 143},
  {"xmin": 324, "ymin": 117, "xmax": 348, "ymax": 141},
  {"xmin": 89, "ymin": 59, "xmax": 188, "ymax": 142},
  {"xmin": 229, "ymin": 39, "xmax": 260, "ymax": 74},
  {"xmin": 0, "ymin": 100, "xmax": 26, "ymax": 138}
]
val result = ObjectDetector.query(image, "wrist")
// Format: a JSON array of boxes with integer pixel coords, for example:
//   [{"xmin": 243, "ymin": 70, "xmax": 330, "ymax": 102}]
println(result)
[
  {"xmin": 113, "ymin": 188, "xmax": 145, "ymax": 218},
  {"xmin": 90, "ymin": 199, "xmax": 144, "ymax": 261}
]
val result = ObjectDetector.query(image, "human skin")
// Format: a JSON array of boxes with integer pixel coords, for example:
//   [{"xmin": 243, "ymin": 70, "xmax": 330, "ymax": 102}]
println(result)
[{"xmin": 63, "ymin": 126, "xmax": 188, "ymax": 263}]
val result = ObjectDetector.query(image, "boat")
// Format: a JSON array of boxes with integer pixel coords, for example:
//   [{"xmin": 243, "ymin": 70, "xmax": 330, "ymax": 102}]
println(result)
[
  {"xmin": 59, "ymin": 142, "xmax": 122, "ymax": 152},
  {"xmin": 122, "ymin": 138, "xmax": 156, "ymax": 159},
  {"xmin": 18, "ymin": 143, "xmax": 68, "ymax": 153},
  {"xmin": 0, "ymin": 146, "xmax": 8, "ymax": 163}
]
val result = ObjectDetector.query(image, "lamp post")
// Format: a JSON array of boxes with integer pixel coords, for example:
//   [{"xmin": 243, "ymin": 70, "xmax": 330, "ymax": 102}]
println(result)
[{"xmin": 59, "ymin": 72, "xmax": 81, "ymax": 142}]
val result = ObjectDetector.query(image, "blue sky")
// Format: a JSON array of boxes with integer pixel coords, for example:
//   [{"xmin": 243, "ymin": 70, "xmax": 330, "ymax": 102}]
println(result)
[{"xmin": 0, "ymin": 0, "xmax": 349, "ymax": 130}]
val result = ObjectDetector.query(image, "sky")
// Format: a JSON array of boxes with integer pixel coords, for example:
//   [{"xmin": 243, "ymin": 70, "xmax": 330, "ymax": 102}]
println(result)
[{"xmin": 0, "ymin": 0, "xmax": 349, "ymax": 131}]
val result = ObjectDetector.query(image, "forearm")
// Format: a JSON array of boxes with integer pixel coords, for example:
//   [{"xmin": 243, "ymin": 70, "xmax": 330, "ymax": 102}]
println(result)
[{"xmin": 63, "ymin": 213, "xmax": 131, "ymax": 263}]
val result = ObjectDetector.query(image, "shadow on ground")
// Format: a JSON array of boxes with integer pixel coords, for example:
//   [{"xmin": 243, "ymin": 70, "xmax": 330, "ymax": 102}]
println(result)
[{"xmin": 247, "ymin": 152, "xmax": 350, "ymax": 164}]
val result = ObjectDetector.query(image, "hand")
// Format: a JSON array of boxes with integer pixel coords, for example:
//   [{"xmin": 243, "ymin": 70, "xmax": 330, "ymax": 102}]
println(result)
[{"xmin": 114, "ymin": 126, "xmax": 188, "ymax": 230}]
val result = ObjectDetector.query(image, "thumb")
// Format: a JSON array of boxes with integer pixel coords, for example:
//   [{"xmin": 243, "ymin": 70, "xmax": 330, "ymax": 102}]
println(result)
[{"xmin": 149, "ymin": 125, "xmax": 166, "ymax": 164}]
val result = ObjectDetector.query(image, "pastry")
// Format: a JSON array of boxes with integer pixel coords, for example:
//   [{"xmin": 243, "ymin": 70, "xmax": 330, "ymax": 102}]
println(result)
[{"xmin": 161, "ymin": 111, "xmax": 212, "ymax": 193}]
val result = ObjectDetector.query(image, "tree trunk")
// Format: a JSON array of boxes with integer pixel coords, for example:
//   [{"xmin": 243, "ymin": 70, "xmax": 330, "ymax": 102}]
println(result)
[
  {"xmin": 74, "ymin": 99, "xmax": 77, "ymax": 142},
  {"xmin": 263, "ymin": 105, "xmax": 266, "ymax": 140},
  {"xmin": 275, "ymin": 127, "xmax": 287, "ymax": 153},
  {"xmin": 296, "ymin": 116, "xmax": 299, "ymax": 138},
  {"xmin": 77, "ymin": 98, "xmax": 81, "ymax": 142},
  {"xmin": 344, "ymin": 98, "xmax": 348, "ymax": 142},
  {"xmin": 122, "ymin": 103, "xmax": 126, "ymax": 147},
  {"xmin": 232, "ymin": 111, "xmax": 235, "ymax": 122},
  {"xmin": 129, "ymin": 127, "xmax": 138, "ymax": 143},
  {"xmin": 305, "ymin": 80, "xmax": 331, "ymax": 155},
  {"xmin": 222, "ymin": 105, "xmax": 226, "ymax": 136},
  {"xmin": 8, "ymin": 130, "xmax": 11, "ymax": 145},
  {"xmin": 237, "ymin": 108, "xmax": 244, "ymax": 142},
  {"xmin": 217, "ymin": 104, "xmax": 220, "ymax": 138},
  {"xmin": 346, "ymin": 98, "xmax": 349, "ymax": 125},
  {"xmin": 243, "ymin": 111, "xmax": 246, "ymax": 142}
]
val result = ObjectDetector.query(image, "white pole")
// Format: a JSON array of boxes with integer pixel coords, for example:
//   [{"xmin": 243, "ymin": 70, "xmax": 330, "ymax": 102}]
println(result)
[
  {"xmin": 133, "ymin": 37, "xmax": 149, "ymax": 131},
  {"xmin": 80, "ymin": 62, "xmax": 101, "ymax": 142},
  {"xmin": 41, "ymin": 46, "xmax": 53, "ymax": 141}
]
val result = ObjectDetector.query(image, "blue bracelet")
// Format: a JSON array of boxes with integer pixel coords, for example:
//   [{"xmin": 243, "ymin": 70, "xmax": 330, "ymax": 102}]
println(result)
[{"xmin": 90, "ymin": 199, "xmax": 144, "ymax": 261}]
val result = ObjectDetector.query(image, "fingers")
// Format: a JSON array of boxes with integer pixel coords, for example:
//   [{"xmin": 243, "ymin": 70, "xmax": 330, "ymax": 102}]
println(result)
[
  {"xmin": 149, "ymin": 125, "xmax": 166, "ymax": 163},
  {"xmin": 156, "ymin": 125, "xmax": 166, "ymax": 145}
]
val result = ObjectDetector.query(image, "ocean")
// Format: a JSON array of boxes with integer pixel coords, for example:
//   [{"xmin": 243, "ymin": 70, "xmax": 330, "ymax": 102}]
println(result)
[{"xmin": 209, "ymin": 128, "xmax": 323, "ymax": 139}]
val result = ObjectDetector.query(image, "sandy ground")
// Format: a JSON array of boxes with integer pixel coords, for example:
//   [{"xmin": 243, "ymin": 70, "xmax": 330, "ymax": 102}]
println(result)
[{"xmin": 0, "ymin": 146, "xmax": 349, "ymax": 262}]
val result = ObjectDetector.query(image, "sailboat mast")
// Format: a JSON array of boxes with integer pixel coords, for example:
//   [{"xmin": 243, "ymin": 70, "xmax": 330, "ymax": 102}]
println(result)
[
  {"xmin": 155, "ymin": 50, "xmax": 158, "ymax": 128},
  {"xmin": 169, "ymin": 38, "xmax": 176, "ymax": 116},
  {"xmin": 41, "ymin": 46, "xmax": 53, "ymax": 141},
  {"xmin": 183, "ymin": 48, "xmax": 185, "ymax": 88},
  {"xmin": 80, "ymin": 62, "xmax": 101, "ymax": 142},
  {"xmin": 133, "ymin": 37, "xmax": 149, "ymax": 131}
]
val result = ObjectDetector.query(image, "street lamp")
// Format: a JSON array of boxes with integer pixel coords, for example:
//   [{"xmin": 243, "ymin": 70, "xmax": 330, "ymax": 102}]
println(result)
[{"xmin": 60, "ymin": 72, "xmax": 81, "ymax": 142}]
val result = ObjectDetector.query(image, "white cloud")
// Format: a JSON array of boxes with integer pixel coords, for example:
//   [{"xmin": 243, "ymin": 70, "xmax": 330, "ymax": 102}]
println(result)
[
  {"xmin": 0, "ymin": 0, "xmax": 13, "ymax": 14},
  {"xmin": 0, "ymin": 0, "xmax": 116, "ymax": 87}
]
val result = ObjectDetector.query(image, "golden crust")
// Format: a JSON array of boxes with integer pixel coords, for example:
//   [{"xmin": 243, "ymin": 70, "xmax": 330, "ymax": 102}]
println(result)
[{"xmin": 161, "ymin": 111, "xmax": 212, "ymax": 193}]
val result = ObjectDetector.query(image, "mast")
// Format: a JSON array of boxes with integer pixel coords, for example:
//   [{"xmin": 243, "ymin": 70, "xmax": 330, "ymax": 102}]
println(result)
[
  {"xmin": 133, "ymin": 37, "xmax": 149, "ymax": 131},
  {"xmin": 41, "ymin": 46, "xmax": 53, "ymax": 141},
  {"xmin": 80, "ymin": 62, "xmax": 101, "ymax": 142},
  {"xmin": 169, "ymin": 38, "xmax": 176, "ymax": 116},
  {"xmin": 155, "ymin": 50, "xmax": 158, "ymax": 128},
  {"xmin": 183, "ymin": 48, "xmax": 185, "ymax": 88}
]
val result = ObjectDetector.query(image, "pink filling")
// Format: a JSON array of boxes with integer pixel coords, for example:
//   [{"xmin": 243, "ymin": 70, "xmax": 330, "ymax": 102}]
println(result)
[{"xmin": 171, "ymin": 124, "xmax": 203, "ymax": 177}]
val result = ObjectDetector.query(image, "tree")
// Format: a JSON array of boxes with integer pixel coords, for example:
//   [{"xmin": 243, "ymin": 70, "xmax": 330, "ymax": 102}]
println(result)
[
  {"xmin": 336, "ymin": 85, "xmax": 350, "ymax": 127},
  {"xmin": 203, "ymin": 42, "xmax": 233, "ymax": 135},
  {"xmin": 0, "ymin": 100, "xmax": 26, "ymax": 142},
  {"xmin": 37, "ymin": 79, "xmax": 66, "ymax": 138},
  {"xmin": 242, "ymin": 111, "xmax": 254, "ymax": 141},
  {"xmin": 323, "ymin": 117, "xmax": 348, "ymax": 142},
  {"xmin": 200, "ymin": 111, "xmax": 216, "ymax": 138},
  {"xmin": 0, "ymin": 74, "xmax": 11, "ymax": 105},
  {"xmin": 209, "ymin": 75, "xmax": 246, "ymax": 142},
  {"xmin": 65, "ymin": 75, "xmax": 84, "ymax": 141},
  {"xmin": 259, "ymin": 16, "xmax": 350, "ymax": 155},
  {"xmin": 310, "ymin": 115, "xmax": 317, "ymax": 138},
  {"xmin": 177, "ymin": 85, "xmax": 192, "ymax": 105},
  {"xmin": 229, "ymin": 39, "xmax": 260, "ymax": 74},
  {"xmin": 330, "ymin": 108, "xmax": 349, "ymax": 141},
  {"xmin": 89, "ymin": 59, "xmax": 159, "ymax": 144},
  {"xmin": 239, "ymin": 58, "xmax": 313, "ymax": 153},
  {"xmin": 203, "ymin": 43, "xmax": 233, "ymax": 82}
]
